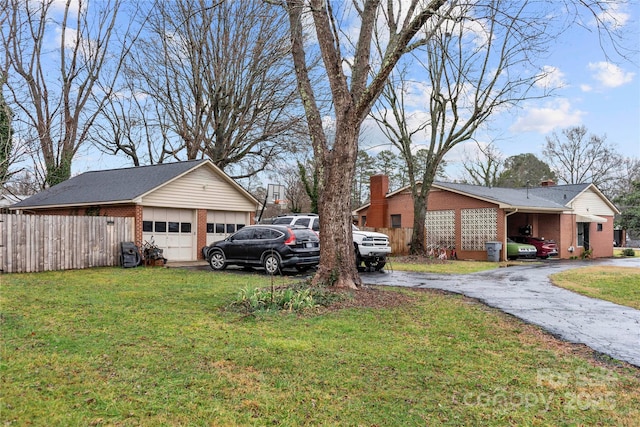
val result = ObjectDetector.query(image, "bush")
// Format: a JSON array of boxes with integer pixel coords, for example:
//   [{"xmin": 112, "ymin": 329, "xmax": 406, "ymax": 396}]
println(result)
[
  {"xmin": 622, "ymin": 248, "xmax": 636, "ymax": 257},
  {"xmin": 233, "ymin": 282, "xmax": 340, "ymax": 313}
]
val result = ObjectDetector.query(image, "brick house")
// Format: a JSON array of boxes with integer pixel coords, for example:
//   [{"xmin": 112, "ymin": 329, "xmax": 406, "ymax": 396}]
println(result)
[
  {"xmin": 354, "ymin": 175, "xmax": 619, "ymax": 260},
  {"xmin": 11, "ymin": 160, "xmax": 259, "ymax": 261}
]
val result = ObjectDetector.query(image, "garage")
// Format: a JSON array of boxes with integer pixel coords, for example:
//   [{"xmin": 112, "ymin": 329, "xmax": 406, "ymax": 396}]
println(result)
[
  {"xmin": 143, "ymin": 207, "xmax": 196, "ymax": 261},
  {"xmin": 205, "ymin": 210, "xmax": 249, "ymax": 245},
  {"xmin": 11, "ymin": 160, "xmax": 261, "ymax": 262}
]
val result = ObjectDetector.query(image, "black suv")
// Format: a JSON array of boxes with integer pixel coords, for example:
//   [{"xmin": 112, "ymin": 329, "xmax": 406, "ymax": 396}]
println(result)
[{"xmin": 201, "ymin": 224, "xmax": 320, "ymax": 274}]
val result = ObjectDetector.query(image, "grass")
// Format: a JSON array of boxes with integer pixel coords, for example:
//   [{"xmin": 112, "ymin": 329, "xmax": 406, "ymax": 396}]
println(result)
[
  {"xmin": 388, "ymin": 257, "xmax": 499, "ymax": 274},
  {"xmin": 550, "ymin": 266, "xmax": 640, "ymax": 310},
  {"xmin": 2, "ymin": 267, "xmax": 639, "ymax": 426},
  {"xmin": 614, "ymin": 248, "xmax": 639, "ymax": 258}
]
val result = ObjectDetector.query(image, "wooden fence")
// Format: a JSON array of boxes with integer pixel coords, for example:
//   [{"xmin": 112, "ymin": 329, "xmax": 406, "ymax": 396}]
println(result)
[
  {"xmin": 0, "ymin": 214, "xmax": 135, "ymax": 273},
  {"xmin": 361, "ymin": 226, "xmax": 413, "ymax": 256}
]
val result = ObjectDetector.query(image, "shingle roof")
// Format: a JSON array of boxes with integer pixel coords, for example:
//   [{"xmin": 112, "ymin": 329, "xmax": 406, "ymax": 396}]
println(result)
[
  {"xmin": 12, "ymin": 160, "xmax": 211, "ymax": 209},
  {"xmin": 434, "ymin": 182, "xmax": 578, "ymax": 210}
]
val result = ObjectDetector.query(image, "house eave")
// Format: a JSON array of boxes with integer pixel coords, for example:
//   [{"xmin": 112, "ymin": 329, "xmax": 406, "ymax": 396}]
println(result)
[{"xmin": 9, "ymin": 199, "xmax": 136, "ymax": 211}]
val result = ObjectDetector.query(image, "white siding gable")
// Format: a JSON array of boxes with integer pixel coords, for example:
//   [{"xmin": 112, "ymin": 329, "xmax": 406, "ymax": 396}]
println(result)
[
  {"xmin": 141, "ymin": 165, "xmax": 256, "ymax": 211},
  {"xmin": 571, "ymin": 187, "xmax": 616, "ymax": 216}
]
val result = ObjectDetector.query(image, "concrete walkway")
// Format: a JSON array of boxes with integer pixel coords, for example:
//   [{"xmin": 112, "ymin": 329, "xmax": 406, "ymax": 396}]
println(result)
[{"xmin": 360, "ymin": 257, "xmax": 640, "ymax": 367}]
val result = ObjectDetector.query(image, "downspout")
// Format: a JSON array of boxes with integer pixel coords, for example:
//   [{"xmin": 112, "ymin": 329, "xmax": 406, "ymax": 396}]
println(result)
[{"xmin": 504, "ymin": 209, "xmax": 519, "ymax": 261}]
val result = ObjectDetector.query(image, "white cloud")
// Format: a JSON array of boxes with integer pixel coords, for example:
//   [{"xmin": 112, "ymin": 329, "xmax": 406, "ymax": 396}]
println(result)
[
  {"xmin": 596, "ymin": 3, "xmax": 630, "ymax": 30},
  {"xmin": 588, "ymin": 62, "xmax": 635, "ymax": 88},
  {"xmin": 51, "ymin": 0, "xmax": 80, "ymax": 16},
  {"xmin": 535, "ymin": 66, "xmax": 566, "ymax": 90},
  {"xmin": 580, "ymin": 84, "xmax": 592, "ymax": 92},
  {"xmin": 510, "ymin": 99, "xmax": 584, "ymax": 133}
]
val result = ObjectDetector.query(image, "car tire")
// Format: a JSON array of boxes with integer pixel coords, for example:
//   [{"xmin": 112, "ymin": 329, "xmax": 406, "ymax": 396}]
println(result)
[
  {"xmin": 364, "ymin": 260, "xmax": 386, "ymax": 272},
  {"xmin": 354, "ymin": 244, "xmax": 363, "ymax": 267},
  {"xmin": 209, "ymin": 250, "xmax": 227, "ymax": 270},
  {"xmin": 263, "ymin": 252, "xmax": 281, "ymax": 275}
]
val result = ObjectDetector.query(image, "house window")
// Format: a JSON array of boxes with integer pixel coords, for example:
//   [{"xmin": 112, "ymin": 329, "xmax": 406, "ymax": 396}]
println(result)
[
  {"xmin": 143, "ymin": 221, "xmax": 153, "ymax": 232},
  {"xmin": 168, "ymin": 222, "xmax": 180, "ymax": 233},
  {"xmin": 181, "ymin": 223, "xmax": 192, "ymax": 233},
  {"xmin": 154, "ymin": 221, "xmax": 167, "ymax": 233},
  {"xmin": 597, "ymin": 223, "xmax": 603, "ymax": 232},
  {"xmin": 206, "ymin": 223, "xmax": 215, "ymax": 233},
  {"xmin": 361, "ymin": 216, "xmax": 366, "ymax": 226},
  {"xmin": 391, "ymin": 214, "xmax": 402, "ymax": 228},
  {"xmin": 236, "ymin": 224, "xmax": 245, "ymax": 230},
  {"xmin": 226, "ymin": 224, "xmax": 235, "ymax": 233},
  {"xmin": 215, "ymin": 223, "xmax": 225, "ymax": 233}
]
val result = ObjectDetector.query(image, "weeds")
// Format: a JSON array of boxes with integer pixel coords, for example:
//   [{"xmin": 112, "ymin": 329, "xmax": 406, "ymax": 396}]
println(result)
[{"xmin": 233, "ymin": 281, "xmax": 345, "ymax": 313}]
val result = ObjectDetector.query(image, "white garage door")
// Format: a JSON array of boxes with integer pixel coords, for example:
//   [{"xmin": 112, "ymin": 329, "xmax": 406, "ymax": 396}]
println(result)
[
  {"xmin": 143, "ymin": 207, "xmax": 196, "ymax": 261},
  {"xmin": 206, "ymin": 211, "xmax": 248, "ymax": 245}
]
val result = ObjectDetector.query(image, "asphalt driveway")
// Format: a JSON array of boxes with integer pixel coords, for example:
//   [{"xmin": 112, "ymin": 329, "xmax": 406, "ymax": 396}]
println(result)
[{"xmin": 360, "ymin": 257, "xmax": 640, "ymax": 367}]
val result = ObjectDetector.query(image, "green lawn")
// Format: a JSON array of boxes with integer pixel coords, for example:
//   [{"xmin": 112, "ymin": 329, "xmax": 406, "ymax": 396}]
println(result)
[
  {"xmin": 388, "ymin": 258, "xmax": 498, "ymax": 274},
  {"xmin": 2, "ymin": 267, "xmax": 639, "ymax": 426},
  {"xmin": 550, "ymin": 266, "xmax": 640, "ymax": 309}
]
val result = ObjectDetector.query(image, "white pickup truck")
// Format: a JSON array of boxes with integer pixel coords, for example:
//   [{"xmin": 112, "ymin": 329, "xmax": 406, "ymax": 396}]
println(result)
[
  {"xmin": 352, "ymin": 225, "xmax": 392, "ymax": 271},
  {"xmin": 267, "ymin": 214, "xmax": 392, "ymax": 271}
]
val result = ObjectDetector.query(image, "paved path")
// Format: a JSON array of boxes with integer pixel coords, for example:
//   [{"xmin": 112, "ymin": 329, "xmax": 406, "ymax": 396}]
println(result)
[{"xmin": 360, "ymin": 258, "xmax": 640, "ymax": 367}]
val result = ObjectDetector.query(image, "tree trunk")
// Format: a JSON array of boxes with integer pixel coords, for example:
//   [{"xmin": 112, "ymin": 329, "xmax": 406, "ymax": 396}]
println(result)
[
  {"xmin": 312, "ymin": 123, "xmax": 361, "ymax": 289},
  {"xmin": 410, "ymin": 191, "xmax": 427, "ymax": 255}
]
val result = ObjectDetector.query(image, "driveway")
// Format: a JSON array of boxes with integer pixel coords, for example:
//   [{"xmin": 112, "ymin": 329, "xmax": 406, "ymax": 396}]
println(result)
[{"xmin": 360, "ymin": 257, "xmax": 640, "ymax": 367}]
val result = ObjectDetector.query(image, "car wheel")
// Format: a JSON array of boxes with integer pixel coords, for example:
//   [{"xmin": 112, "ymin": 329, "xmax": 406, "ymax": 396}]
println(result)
[
  {"xmin": 374, "ymin": 261, "xmax": 386, "ymax": 271},
  {"xmin": 263, "ymin": 253, "xmax": 282, "ymax": 275},
  {"xmin": 354, "ymin": 244, "xmax": 363, "ymax": 267},
  {"xmin": 209, "ymin": 250, "xmax": 227, "ymax": 270}
]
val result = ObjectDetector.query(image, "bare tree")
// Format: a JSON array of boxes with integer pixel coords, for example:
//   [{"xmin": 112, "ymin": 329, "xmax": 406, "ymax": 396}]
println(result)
[
  {"xmin": 460, "ymin": 142, "xmax": 504, "ymax": 186},
  {"xmin": 114, "ymin": 0, "xmax": 304, "ymax": 179},
  {"xmin": 1, "ymin": 0, "xmax": 143, "ymax": 187},
  {"xmin": 543, "ymin": 126, "xmax": 623, "ymax": 191},
  {"xmin": 284, "ymin": 0, "xmax": 452, "ymax": 288},
  {"xmin": 370, "ymin": 0, "xmax": 556, "ymax": 254}
]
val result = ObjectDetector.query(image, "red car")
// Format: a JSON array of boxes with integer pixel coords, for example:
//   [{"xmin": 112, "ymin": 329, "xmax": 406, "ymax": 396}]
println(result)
[{"xmin": 510, "ymin": 236, "xmax": 558, "ymax": 258}]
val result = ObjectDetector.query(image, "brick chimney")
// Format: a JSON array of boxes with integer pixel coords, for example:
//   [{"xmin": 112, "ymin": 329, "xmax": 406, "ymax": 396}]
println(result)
[
  {"xmin": 367, "ymin": 175, "xmax": 389, "ymax": 227},
  {"xmin": 540, "ymin": 179, "xmax": 556, "ymax": 187}
]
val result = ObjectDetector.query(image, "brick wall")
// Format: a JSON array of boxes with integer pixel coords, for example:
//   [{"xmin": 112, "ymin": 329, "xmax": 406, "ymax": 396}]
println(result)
[
  {"xmin": 386, "ymin": 189, "xmax": 414, "ymax": 227},
  {"xmin": 588, "ymin": 217, "xmax": 615, "ymax": 259},
  {"xmin": 197, "ymin": 209, "xmax": 208, "ymax": 259}
]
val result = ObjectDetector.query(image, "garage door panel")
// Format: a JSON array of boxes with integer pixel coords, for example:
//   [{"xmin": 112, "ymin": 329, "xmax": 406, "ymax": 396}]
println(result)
[
  {"xmin": 205, "ymin": 211, "xmax": 248, "ymax": 245},
  {"xmin": 143, "ymin": 207, "xmax": 195, "ymax": 261}
]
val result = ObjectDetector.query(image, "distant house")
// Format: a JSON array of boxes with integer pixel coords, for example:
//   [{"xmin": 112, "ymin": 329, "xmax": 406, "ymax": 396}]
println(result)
[
  {"xmin": 11, "ymin": 160, "xmax": 259, "ymax": 261},
  {"xmin": 0, "ymin": 193, "xmax": 27, "ymax": 213},
  {"xmin": 354, "ymin": 175, "xmax": 619, "ymax": 260}
]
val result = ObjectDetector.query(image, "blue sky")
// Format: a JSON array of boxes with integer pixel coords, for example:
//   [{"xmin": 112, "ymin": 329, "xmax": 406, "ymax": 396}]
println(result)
[
  {"xmin": 355, "ymin": 1, "xmax": 640, "ymax": 183},
  {"xmin": 69, "ymin": 0, "xmax": 639, "ymax": 183}
]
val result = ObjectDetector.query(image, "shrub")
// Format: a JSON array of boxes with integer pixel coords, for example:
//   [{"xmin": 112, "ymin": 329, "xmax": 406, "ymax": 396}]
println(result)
[
  {"xmin": 622, "ymin": 248, "xmax": 636, "ymax": 257},
  {"xmin": 234, "ymin": 283, "xmax": 327, "ymax": 313}
]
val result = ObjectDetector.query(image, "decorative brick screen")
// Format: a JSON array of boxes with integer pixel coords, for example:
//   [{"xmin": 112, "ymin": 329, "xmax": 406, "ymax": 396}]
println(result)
[
  {"xmin": 425, "ymin": 210, "xmax": 456, "ymax": 248},
  {"xmin": 461, "ymin": 208, "xmax": 498, "ymax": 251}
]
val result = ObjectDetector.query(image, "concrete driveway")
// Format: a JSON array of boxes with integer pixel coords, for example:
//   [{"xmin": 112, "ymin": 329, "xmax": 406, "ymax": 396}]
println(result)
[{"xmin": 360, "ymin": 257, "xmax": 640, "ymax": 367}]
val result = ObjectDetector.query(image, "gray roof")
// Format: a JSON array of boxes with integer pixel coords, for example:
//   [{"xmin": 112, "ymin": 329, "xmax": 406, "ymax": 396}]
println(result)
[
  {"xmin": 12, "ymin": 160, "xmax": 213, "ymax": 209},
  {"xmin": 434, "ymin": 181, "xmax": 585, "ymax": 210}
]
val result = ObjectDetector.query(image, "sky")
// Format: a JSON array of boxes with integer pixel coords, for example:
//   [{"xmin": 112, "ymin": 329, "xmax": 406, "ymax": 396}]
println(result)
[
  {"xmin": 356, "ymin": 1, "xmax": 640, "ymax": 181},
  {"xmin": 63, "ymin": 1, "xmax": 639, "ymax": 183}
]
